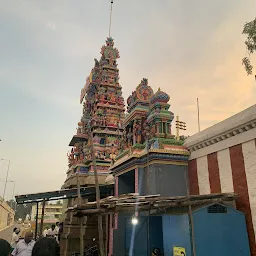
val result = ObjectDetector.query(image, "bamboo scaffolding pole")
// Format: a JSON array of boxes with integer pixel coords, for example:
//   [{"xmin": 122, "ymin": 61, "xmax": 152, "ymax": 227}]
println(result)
[
  {"xmin": 40, "ymin": 199, "xmax": 46, "ymax": 237},
  {"xmin": 184, "ymin": 168, "xmax": 196, "ymax": 256},
  {"xmin": 88, "ymin": 121, "xmax": 105, "ymax": 256},
  {"xmin": 105, "ymin": 215, "xmax": 109, "ymax": 256},
  {"xmin": 76, "ymin": 174, "xmax": 84, "ymax": 256}
]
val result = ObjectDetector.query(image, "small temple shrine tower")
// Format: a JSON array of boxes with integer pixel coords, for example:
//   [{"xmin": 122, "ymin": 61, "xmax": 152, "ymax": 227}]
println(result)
[{"xmin": 108, "ymin": 80, "xmax": 190, "ymax": 255}]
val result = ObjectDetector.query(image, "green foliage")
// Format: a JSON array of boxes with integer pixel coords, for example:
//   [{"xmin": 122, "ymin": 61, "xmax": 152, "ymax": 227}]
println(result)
[
  {"xmin": 242, "ymin": 57, "xmax": 253, "ymax": 75},
  {"xmin": 242, "ymin": 18, "xmax": 256, "ymax": 75},
  {"xmin": 6, "ymin": 200, "xmax": 34, "ymax": 220}
]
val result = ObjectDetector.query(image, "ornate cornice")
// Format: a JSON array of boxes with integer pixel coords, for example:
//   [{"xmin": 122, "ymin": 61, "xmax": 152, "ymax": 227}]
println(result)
[
  {"xmin": 184, "ymin": 104, "xmax": 256, "ymax": 153},
  {"xmin": 110, "ymin": 151, "xmax": 189, "ymax": 174}
]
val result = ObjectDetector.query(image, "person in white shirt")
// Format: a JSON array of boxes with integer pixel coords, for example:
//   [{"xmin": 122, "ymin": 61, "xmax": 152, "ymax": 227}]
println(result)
[
  {"xmin": 11, "ymin": 228, "xmax": 20, "ymax": 250},
  {"xmin": 47, "ymin": 225, "xmax": 56, "ymax": 238},
  {"xmin": 54, "ymin": 222, "xmax": 59, "ymax": 235},
  {"xmin": 42, "ymin": 226, "xmax": 49, "ymax": 237},
  {"xmin": 54, "ymin": 222, "xmax": 59, "ymax": 243},
  {"xmin": 12, "ymin": 232, "xmax": 35, "ymax": 256}
]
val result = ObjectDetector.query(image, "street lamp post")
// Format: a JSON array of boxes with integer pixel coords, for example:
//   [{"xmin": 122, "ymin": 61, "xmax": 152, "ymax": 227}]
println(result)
[
  {"xmin": 1, "ymin": 159, "xmax": 11, "ymax": 201},
  {"xmin": 7, "ymin": 180, "xmax": 16, "ymax": 209}
]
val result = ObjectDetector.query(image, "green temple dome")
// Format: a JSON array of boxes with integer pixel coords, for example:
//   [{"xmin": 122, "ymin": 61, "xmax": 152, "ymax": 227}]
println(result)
[{"xmin": 150, "ymin": 88, "xmax": 170, "ymax": 104}]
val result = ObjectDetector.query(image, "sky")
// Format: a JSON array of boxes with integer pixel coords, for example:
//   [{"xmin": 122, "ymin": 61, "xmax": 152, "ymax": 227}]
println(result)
[{"xmin": 0, "ymin": 0, "xmax": 256, "ymax": 199}]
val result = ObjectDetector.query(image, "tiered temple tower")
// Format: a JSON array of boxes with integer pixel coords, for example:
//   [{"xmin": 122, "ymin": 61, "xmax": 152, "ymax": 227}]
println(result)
[{"xmin": 61, "ymin": 37, "xmax": 125, "ymax": 256}]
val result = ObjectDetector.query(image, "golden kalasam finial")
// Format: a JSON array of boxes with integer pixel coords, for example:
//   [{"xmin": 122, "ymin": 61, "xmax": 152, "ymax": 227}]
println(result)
[{"xmin": 158, "ymin": 87, "xmax": 161, "ymax": 91}]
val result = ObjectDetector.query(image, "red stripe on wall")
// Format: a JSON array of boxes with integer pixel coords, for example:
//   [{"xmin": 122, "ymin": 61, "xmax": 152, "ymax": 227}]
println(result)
[
  {"xmin": 207, "ymin": 153, "xmax": 221, "ymax": 193},
  {"xmin": 188, "ymin": 159, "xmax": 199, "ymax": 195},
  {"xmin": 229, "ymin": 144, "xmax": 256, "ymax": 256}
]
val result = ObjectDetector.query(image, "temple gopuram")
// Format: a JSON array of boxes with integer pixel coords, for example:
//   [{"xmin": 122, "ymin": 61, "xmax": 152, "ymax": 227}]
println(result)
[{"xmin": 61, "ymin": 37, "xmax": 125, "ymax": 255}]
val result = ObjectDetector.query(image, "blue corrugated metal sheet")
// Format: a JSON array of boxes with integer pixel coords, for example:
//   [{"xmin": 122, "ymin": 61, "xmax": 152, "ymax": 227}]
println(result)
[
  {"xmin": 114, "ymin": 204, "xmax": 250, "ymax": 256},
  {"xmin": 193, "ymin": 204, "xmax": 250, "ymax": 256}
]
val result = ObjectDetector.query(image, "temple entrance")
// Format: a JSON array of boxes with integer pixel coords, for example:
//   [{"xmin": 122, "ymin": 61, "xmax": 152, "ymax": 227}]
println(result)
[{"xmin": 125, "ymin": 216, "xmax": 163, "ymax": 256}]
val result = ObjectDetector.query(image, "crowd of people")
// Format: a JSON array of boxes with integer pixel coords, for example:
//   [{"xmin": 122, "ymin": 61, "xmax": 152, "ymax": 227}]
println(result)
[
  {"xmin": 42, "ymin": 222, "xmax": 63, "ymax": 242},
  {"xmin": 0, "ymin": 222, "xmax": 63, "ymax": 256}
]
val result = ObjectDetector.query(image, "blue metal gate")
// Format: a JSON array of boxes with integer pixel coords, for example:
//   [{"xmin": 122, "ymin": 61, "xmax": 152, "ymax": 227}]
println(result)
[{"xmin": 193, "ymin": 204, "xmax": 250, "ymax": 256}]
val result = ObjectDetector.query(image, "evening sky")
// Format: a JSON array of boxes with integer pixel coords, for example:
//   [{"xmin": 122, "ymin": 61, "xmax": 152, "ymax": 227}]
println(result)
[{"xmin": 0, "ymin": 0, "xmax": 256, "ymax": 198}]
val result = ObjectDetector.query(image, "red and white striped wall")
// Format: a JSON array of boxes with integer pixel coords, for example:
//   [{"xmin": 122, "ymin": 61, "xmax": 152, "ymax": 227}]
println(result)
[
  {"xmin": 185, "ymin": 104, "xmax": 256, "ymax": 255},
  {"xmin": 188, "ymin": 139, "xmax": 256, "ymax": 255}
]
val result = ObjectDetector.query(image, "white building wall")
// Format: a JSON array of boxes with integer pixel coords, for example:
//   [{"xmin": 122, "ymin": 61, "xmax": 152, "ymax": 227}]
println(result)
[
  {"xmin": 242, "ymin": 140, "xmax": 256, "ymax": 240},
  {"xmin": 217, "ymin": 149, "xmax": 234, "ymax": 193},
  {"xmin": 197, "ymin": 156, "xmax": 210, "ymax": 194},
  {"xmin": 0, "ymin": 200, "xmax": 15, "ymax": 230}
]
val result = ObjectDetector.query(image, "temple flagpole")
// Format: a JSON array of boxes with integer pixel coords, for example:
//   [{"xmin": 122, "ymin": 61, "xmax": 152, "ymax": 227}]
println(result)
[{"xmin": 109, "ymin": 0, "xmax": 114, "ymax": 37}]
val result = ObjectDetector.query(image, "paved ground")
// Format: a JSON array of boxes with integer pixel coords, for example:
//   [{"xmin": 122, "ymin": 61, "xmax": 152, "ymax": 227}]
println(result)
[{"xmin": 0, "ymin": 223, "xmax": 22, "ymax": 243}]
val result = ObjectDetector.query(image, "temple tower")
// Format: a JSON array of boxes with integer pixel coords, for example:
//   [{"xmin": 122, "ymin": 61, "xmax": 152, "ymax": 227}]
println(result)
[
  {"xmin": 61, "ymin": 37, "xmax": 125, "ymax": 256},
  {"xmin": 109, "ymin": 81, "xmax": 189, "ymax": 255}
]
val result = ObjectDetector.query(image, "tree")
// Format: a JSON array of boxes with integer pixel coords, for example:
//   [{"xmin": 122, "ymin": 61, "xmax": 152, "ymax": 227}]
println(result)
[
  {"xmin": 242, "ymin": 18, "xmax": 256, "ymax": 75},
  {"xmin": 6, "ymin": 200, "xmax": 33, "ymax": 220}
]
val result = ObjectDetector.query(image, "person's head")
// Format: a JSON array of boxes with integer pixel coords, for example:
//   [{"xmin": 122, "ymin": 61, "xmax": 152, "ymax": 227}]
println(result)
[
  {"xmin": 32, "ymin": 237, "xmax": 60, "ymax": 256},
  {"xmin": 51, "ymin": 224, "xmax": 55, "ymax": 230},
  {"xmin": 15, "ymin": 228, "xmax": 20, "ymax": 235},
  {"xmin": 55, "ymin": 222, "xmax": 59, "ymax": 227},
  {"xmin": 0, "ymin": 239, "xmax": 11, "ymax": 256},
  {"xmin": 24, "ymin": 232, "xmax": 33, "ymax": 243},
  {"xmin": 13, "ymin": 227, "xmax": 17, "ymax": 233}
]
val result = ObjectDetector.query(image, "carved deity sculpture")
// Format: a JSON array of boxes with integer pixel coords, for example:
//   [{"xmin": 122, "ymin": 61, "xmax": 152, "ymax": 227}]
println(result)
[
  {"xmin": 79, "ymin": 152, "xmax": 84, "ymax": 162},
  {"xmin": 127, "ymin": 129, "xmax": 133, "ymax": 147},
  {"xmin": 142, "ymin": 121, "xmax": 150, "ymax": 141},
  {"xmin": 118, "ymin": 130, "xmax": 126, "ymax": 152},
  {"xmin": 67, "ymin": 151, "xmax": 75, "ymax": 165},
  {"xmin": 133, "ymin": 122, "xmax": 137, "ymax": 145},
  {"xmin": 150, "ymin": 125, "xmax": 156, "ymax": 138},
  {"xmin": 135, "ymin": 120, "xmax": 142, "ymax": 144},
  {"xmin": 102, "ymin": 115, "xmax": 107, "ymax": 126},
  {"xmin": 110, "ymin": 93, "xmax": 116, "ymax": 102},
  {"xmin": 100, "ymin": 93, "xmax": 105, "ymax": 102}
]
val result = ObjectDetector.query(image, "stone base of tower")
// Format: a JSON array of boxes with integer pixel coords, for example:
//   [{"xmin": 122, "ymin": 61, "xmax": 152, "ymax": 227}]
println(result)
[
  {"xmin": 60, "ymin": 214, "xmax": 107, "ymax": 256},
  {"xmin": 60, "ymin": 173, "xmax": 110, "ymax": 256},
  {"xmin": 62, "ymin": 173, "xmax": 108, "ymax": 189}
]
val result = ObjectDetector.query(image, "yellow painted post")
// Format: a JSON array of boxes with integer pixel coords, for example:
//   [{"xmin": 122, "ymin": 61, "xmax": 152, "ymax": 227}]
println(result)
[{"xmin": 176, "ymin": 116, "xmax": 180, "ymax": 141}]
